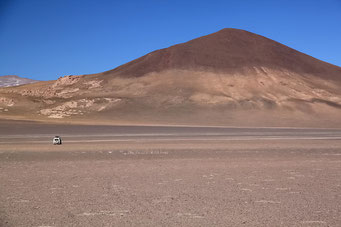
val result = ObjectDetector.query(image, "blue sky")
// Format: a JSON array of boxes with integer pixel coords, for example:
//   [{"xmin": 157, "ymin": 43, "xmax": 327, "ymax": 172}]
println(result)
[{"xmin": 1, "ymin": 0, "xmax": 340, "ymax": 81}]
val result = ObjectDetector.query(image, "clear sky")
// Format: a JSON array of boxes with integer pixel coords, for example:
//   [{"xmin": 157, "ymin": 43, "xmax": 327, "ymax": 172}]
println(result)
[{"xmin": 1, "ymin": 0, "xmax": 340, "ymax": 81}]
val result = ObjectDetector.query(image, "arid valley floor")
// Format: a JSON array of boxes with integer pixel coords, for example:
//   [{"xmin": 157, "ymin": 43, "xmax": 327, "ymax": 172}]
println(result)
[{"xmin": 0, "ymin": 120, "xmax": 340, "ymax": 226}]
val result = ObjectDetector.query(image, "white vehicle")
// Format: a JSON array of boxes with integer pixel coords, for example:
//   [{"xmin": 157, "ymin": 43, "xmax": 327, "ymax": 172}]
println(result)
[{"xmin": 53, "ymin": 136, "xmax": 62, "ymax": 145}]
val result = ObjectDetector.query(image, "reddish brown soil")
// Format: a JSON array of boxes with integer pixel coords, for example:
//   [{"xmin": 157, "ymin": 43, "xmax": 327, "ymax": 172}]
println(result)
[{"xmin": 104, "ymin": 28, "xmax": 341, "ymax": 82}]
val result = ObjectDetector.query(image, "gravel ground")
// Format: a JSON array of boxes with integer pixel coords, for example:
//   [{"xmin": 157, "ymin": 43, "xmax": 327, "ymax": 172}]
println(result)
[{"xmin": 0, "ymin": 123, "xmax": 340, "ymax": 226}]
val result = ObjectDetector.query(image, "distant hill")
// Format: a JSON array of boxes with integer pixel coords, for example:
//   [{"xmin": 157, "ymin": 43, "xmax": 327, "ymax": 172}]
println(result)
[
  {"xmin": 0, "ymin": 75, "xmax": 38, "ymax": 87},
  {"xmin": 0, "ymin": 29, "xmax": 340, "ymax": 127}
]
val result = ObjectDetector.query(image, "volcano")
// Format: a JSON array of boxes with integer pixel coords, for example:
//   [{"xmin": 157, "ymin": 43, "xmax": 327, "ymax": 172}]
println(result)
[
  {"xmin": 0, "ymin": 28, "xmax": 340, "ymax": 127},
  {"xmin": 104, "ymin": 28, "xmax": 341, "ymax": 81}
]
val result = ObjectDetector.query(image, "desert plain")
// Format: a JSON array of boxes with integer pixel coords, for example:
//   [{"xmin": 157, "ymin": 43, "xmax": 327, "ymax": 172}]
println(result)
[{"xmin": 0, "ymin": 120, "xmax": 340, "ymax": 226}]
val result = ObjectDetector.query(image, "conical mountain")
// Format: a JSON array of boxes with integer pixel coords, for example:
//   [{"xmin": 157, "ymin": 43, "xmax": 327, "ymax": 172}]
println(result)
[{"xmin": 103, "ymin": 28, "xmax": 341, "ymax": 82}]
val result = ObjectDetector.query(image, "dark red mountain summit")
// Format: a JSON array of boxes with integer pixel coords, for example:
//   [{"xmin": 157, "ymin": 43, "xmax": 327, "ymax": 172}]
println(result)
[{"xmin": 104, "ymin": 28, "xmax": 341, "ymax": 82}]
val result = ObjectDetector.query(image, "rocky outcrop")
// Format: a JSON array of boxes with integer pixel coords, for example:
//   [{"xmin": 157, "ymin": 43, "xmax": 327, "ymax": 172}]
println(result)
[
  {"xmin": 52, "ymin": 75, "xmax": 81, "ymax": 88},
  {"xmin": 39, "ymin": 98, "xmax": 121, "ymax": 118},
  {"xmin": 0, "ymin": 97, "xmax": 14, "ymax": 106}
]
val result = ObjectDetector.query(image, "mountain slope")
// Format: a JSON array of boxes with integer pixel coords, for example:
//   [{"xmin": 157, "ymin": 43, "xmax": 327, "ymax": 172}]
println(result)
[
  {"xmin": 0, "ymin": 29, "xmax": 340, "ymax": 127},
  {"xmin": 103, "ymin": 28, "xmax": 341, "ymax": 82}
]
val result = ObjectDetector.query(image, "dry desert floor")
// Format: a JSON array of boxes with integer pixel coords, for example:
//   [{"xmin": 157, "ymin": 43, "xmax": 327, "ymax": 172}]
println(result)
[{"xmin": 0, "ymin": 120, "xmax": 341, "ymax": 226}]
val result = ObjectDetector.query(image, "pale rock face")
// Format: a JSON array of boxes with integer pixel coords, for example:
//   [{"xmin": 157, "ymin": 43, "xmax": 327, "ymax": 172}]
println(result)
[
  {"xmin": 9, "ymin": 75, "xmax": 83, "ymax": 99},
  {"xmin": 55, "ymin": 88, "xmax": 80, "ymax": 98},
  {"xmin": 0, "ymin": 107, "xmax": 9, "ymax": 112},
  {"xmin": 39, "ymin": 98, "xmax": 122, "ymax": 118},
  {"xmin": 52, "ymin": 75, "xmax": 81, "ymax": 88},
  {"xmin": 42, "ymin": 100, "xmax": 56, "ymax": 105},
  {"xmin": 0, "ymin": 97, "xmax": 15, "ymax": 106},
  {"xmin": 0, "ymin": 75, "xmax": 38, "ymax": 87},
  {"xmin": 84, "ymin": 80, "xmax": 103, "ymax": 89}
]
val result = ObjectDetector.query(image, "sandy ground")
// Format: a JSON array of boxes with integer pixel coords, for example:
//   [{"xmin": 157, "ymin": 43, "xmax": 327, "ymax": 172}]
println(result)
[{"xmin": 0, "ymin": 121, "xmax": 341, "ymax": 226}]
